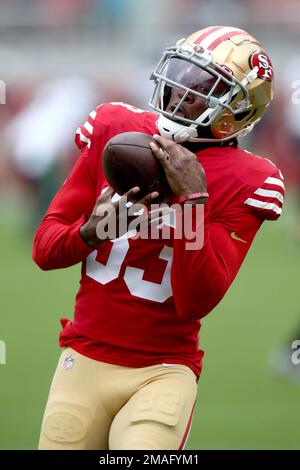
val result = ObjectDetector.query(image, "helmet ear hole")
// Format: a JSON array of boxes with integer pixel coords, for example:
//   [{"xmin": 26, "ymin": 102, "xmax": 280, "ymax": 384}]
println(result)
[
  {"xmin": 235, "ymin": 108, "xmax": 257, "ymax": 122},
  {"xmin": 235, "ymin": 110, "xmax": 251, "ymax": 122}
]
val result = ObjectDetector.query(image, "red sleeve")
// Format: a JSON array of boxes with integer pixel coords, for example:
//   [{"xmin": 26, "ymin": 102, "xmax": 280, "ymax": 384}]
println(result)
[
  {"xmin": 32, "ymin": 147, "xmax": 96, "ymax": 270},
  {"xmin": 243, "ymin": 167, "xmax": 285, "ymax": 221},
  {"xmin": 171, "ymin": 203, "xmax": 263, "ymax": 320}
]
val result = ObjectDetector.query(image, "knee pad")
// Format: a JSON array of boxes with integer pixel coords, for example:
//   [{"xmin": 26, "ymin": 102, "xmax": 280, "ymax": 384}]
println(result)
[{"xmin": 42, "ymin": 401, "xmax": 91, "ymax": 445}]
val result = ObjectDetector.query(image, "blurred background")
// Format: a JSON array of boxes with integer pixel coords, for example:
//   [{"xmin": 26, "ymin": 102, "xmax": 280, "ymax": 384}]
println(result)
[{"xmin": 0, "ymin": 0, "xmax": 300, "ymax": 450}]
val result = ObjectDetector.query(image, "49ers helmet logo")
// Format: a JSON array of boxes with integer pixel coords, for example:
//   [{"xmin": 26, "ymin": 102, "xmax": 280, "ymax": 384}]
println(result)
[{"xmin": 249, "ymin": 51, "xmax": 273, "ymax": 82}]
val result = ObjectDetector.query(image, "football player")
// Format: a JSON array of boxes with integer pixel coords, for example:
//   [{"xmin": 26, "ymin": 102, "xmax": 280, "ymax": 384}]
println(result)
[{"xmin": 33, "ymin": 26, "xmax": 284, "ymax": 450}]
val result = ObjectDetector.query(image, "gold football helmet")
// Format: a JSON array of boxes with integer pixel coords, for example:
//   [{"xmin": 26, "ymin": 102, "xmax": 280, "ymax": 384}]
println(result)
[{"xmin": 149, "ymin": 26, "xmax": 274, "ymax": 143}]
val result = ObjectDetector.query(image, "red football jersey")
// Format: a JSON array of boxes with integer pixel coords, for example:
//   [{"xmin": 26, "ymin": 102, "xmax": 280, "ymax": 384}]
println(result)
[{"xmin": 33, "ymin": 102, "xmax": 285, "ymax": 377}]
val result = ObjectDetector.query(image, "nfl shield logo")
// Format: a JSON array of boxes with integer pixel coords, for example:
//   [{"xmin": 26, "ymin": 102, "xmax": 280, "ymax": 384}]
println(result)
[{"xmin": 62, "ymin": 355, "xmax": 75, "ymax": 370}]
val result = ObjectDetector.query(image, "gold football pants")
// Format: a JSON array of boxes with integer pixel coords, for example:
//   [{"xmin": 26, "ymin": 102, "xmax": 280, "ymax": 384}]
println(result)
[{"xmin": 38, "ymin": 347, "xmax": 198, "ymax": 450}]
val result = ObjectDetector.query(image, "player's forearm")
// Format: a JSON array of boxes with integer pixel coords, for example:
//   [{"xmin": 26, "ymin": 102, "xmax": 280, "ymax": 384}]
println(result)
[
  {"xmin": 32, "ymin": 215, "xmax": 93, "ymax": 270},
  {"xmin": 171, "ymin": 205, "xmax": 242, "ymax": 320},
  {"xmin": 171, "ymin": 244, "xmax": 230, "ymax": 320},
  {"xmin": 32, "ymin": 151, "xmax": 99, "ymax": 270}
]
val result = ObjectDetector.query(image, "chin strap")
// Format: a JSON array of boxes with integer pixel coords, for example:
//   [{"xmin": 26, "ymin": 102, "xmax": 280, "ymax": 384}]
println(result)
[
  {"xmin": 156, "ymin": 114, "xmax": 255, "ymax": 143},
  {"xmin": 156, "ymin": 115, "xmax": 198, "ymax": 143}
]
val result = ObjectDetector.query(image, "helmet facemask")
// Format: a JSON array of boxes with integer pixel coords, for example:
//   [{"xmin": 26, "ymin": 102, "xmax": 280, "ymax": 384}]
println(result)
[{"xmin": 149, "ymin": 42, "xmax": 258, "ymax": 143}]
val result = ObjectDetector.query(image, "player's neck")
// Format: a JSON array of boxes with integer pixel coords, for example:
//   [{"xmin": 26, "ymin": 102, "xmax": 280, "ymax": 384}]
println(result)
[{"xmin": 183, "ymin": 138, "xmax": 238, "ymax": 153}]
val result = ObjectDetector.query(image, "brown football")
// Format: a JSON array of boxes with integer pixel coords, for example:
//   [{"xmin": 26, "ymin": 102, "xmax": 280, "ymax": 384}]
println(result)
[{"xmin": 102, "ymin": 132, "xmax": 169, "ymax": 198}]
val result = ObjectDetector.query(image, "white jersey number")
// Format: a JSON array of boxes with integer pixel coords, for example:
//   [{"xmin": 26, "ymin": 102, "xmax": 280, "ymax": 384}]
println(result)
[{"xmin": 86, "ymin": 239, "xmax": 173, "ymax": 303}]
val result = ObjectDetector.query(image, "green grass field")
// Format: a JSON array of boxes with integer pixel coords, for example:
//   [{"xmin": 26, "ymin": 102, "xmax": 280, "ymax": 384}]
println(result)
[{"xmin": 0, "ymin": 198, "xmax": 299, "ymax": 450}]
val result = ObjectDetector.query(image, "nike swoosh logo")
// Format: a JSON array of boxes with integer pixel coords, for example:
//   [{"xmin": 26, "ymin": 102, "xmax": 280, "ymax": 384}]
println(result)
[{"xmin": 230, "ymin": 232, "xmax": 247, "ymax": 243}]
